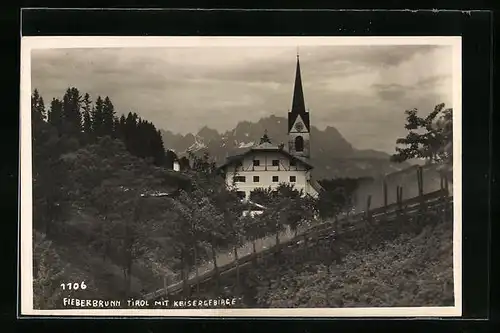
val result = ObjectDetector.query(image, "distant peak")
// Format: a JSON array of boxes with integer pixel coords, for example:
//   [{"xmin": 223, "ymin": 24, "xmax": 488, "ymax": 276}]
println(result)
[
  {"xmin": 197, "ymin": 126, "xmax": 219, "ymax": 138},
  {"xmin": 198, "ymin": 125, "xmax": 217, "ymax": 132}
]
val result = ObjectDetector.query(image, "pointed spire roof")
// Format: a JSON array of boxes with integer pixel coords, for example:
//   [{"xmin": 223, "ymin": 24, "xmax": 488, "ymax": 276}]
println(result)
[
  {"xmin": 288, "ymin": 53, "xmax": 310, "ymax": 132},
  {"xmin": 292, "ymin": 53, "xmax": 306, "ymax": 114}
]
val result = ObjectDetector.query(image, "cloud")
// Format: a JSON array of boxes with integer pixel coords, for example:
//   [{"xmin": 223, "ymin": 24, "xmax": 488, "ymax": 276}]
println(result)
[{"xmin": 31, "ymin": 44, "xmax": 454, "ymax": 153}]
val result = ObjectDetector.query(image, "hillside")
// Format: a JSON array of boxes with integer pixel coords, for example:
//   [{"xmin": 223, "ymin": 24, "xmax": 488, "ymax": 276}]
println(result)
[
  {"xmin": 190, "ymin": 208, "xmax": 453, "ymax": 308},
  {"xmin": 247, "ymin": 217, "xmax": 454, "ymax": 307},
  {"xmin": 32, "ymin": 137, "xmax": 194, "ymax": 309},
  {"xmin": 160, "ymin": 115, "xmax": 410, "ymax": 179}
]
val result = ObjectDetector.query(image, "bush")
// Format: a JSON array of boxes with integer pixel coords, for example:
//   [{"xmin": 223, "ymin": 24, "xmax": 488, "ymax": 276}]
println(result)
[{"xmin": 33, "ymin": 231, "xmax": 67, "ymax": 309}]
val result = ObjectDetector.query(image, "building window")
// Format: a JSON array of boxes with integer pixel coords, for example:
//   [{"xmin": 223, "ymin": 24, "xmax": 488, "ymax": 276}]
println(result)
[
  {"xmin": 272, "ymin": 159, "xmax": 279, "ymax": 166},
  {"xmin": 253, "ymin": 176, "xmax": 260, "ymax": 182},
  {"xmin": 236, "ymin": 191, "xmax": 246, "ymax": 200},
  {"xmin": 295, "ymin": 136, "xmax": 304, "ymax": 152},
  {"xmin": 253, "ymin": 159, "xmax": 260, "ymax": 166},
  {"xmin": 272, "ymin": 176, "xmax": 279, "ymax": 182},
  {"xmin": 233, "ymin": 176, "xmax": 246, "ymax": 183},
  {"xmin": 290, "ymin": 159, "xmax": 296, "ymax": 167},
  {"xmin": 290, "ymin": 176, "xmax": 296, "ymax": 182}
]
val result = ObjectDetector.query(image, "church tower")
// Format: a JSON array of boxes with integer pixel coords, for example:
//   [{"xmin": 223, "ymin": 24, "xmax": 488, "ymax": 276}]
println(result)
[{"xmin": 288, "ymin": 53, "xmax": 311, "ymax": 159}]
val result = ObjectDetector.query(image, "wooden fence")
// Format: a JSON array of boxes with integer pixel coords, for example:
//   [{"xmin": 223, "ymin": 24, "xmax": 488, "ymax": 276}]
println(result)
[
  {"xmin": 352, "ymin": 164, "xmax": 452, "ymax": 214},
  {"xmin": 143, "ymin": 173, "xmax": 452, "ymax": 301}
]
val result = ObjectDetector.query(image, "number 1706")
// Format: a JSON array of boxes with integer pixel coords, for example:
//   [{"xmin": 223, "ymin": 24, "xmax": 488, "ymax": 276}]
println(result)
[{"xmin": 60, "ymin": 282, "xmax": 87, "ymax": 290}]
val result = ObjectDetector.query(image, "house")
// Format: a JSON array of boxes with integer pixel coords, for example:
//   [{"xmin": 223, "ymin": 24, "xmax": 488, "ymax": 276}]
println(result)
[
  {"xmin": 165, "ymin": 149, "xmax": 188, "ymax": 172},
  {"xmin": 173, "ymin": 159, "xmax": 180, "ymax": 172},
  {"xmin": 218, "ymin": 54, "xmax": 322, "ymax": 200}
]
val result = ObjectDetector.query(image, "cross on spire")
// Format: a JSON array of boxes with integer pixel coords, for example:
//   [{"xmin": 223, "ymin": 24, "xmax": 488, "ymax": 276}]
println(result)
[{"xmin": 260, "ymin": 129, "xmax": 271, "ymax": 144}]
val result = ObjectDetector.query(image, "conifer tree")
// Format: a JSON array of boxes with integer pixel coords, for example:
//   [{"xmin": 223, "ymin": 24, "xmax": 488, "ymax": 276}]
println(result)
[
  {"xmin": 61, "ymin": 87, "xmax": 82, "ymax": 135},
  {"xmin": 124, "ymin": 112, "xmax": 140, "ymax": 155},
  {"xmin": 152, "ymin": 129, "xmax": 166, "ymax": 166},
  {"xmin": 31, "ymin": 89, "xmax": 46, "ymax": 122},
  {"xmin": 31, "ymin": 88, "xmax": 40, "ymax": 110},
  {"xmin": 165, "ymin": 150, "xmax": 178, "ymax": 170},
  {"xmin": 81, "ymin": 93, "xmax": 93, "ymax": 134},
  {"xmin": 102, "ymin": 96, "xmax": 116, "ymax": 136},
  {"xmin": 92, "ymin": 96, "xmax": 104, "ymax": 137},
  {"xmin": 112, "ymin": 117, "xmax": 120, "ymax": 138},
  {"xmin": 116, "ymin": 114, "xmax": 126, "ymax": 139},
  {"xmin": 48, "ymin": 98, "xmax": 63, "ymax": 133}
]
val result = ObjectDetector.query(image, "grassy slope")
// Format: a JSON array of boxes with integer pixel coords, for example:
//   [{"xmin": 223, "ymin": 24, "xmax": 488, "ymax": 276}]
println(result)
[
  {"xmin": 247, "ymin": 216, "xmax": 454, "ymax": 308},
  {"xmin": 35, "ymin": 209, "xmax": 173, "ymax": 306},
  {"xmin": 36, "ymin": 201, "xmax": 453, "ymax": 309},
  {"xmin": 42, "ymin": 170, "xmax": 191, "ymax": 302}
]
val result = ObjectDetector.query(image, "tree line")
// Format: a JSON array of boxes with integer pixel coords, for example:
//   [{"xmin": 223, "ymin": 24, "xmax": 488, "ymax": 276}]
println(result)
[{"xmin": 32, "ymin": 87, "xmax": 170, "ymax": 167}]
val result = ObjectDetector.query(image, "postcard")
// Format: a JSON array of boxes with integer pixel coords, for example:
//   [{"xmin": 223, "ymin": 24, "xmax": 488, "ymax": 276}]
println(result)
[{"xmin": 20, "ymin": 36, "xmax": 462, "ymax": 317}]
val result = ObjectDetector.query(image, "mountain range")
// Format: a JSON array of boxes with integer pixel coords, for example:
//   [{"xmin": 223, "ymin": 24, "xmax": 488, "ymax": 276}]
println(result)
[{"xmin": 160, "ymin": 115, "xmax": 411, "ymax": 180}]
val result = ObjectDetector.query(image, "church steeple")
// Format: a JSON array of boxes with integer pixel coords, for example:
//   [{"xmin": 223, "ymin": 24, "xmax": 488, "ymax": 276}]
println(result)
[
  {"xmin": 292, "ymin": 53, "xmax": 306, "ymax": 114},
  {"xmin": 288, "ymin": 52, "xmax": 311, "ymax": 159},
  {"xmin": 288, "ymin": 53, "xmax": 310, "ymax": 133}
]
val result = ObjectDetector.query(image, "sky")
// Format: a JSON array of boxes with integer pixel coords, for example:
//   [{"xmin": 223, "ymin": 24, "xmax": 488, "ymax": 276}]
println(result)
[{"xmin": 31, "ymin": 43, "xmax": 454, "ymax": 153}]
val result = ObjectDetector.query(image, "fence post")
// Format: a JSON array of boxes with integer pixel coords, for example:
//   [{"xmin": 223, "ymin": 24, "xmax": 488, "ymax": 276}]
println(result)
[
  {"xmin": 396, "ymin": 186, "xmax": 403, "ymax": 219},
  {"xmin": 194, "ymin": 247, "xmax": 200, "ymax": 295},
  {"xmin": 252, "ymin": 240, "xmax": 257, "ymax": 266},
  {"xmin": 443, "ymin": 174, "xmax": 450, "ymax": 220},
  {"xmin": 417, "ymin": 167, "xmax": 426, "ymax": 215},
  {"xmin": 303, "ymin": 232, "xmax": 309, "ymax": 256},
  {"xmin": 417, "ymin": 166, "xmax": 424, "ymax": 197},
  {"xmin": 444, "ymin": 174, "xmax": 449, "ymax": 196},
  {"xmin": 334, "ymin": 213, "xmax": 339, "ymax": 233},
  {"xmin": 164, "ymin": 275, "xmax": 169, "ymax": 298},
  {"xmin": 383, "ymin": 179, "xmax": 388, "ymax": 208},
  {"xmin": 365, "ymin": 195, "xmax": 372, "ymax": 224},
  {"xmin": 399, "ymin": 186, "xmax": 405, "ymax": 216}
]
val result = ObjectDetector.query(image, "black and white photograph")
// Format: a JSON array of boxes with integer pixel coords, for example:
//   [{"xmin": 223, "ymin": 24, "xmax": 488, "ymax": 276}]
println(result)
[{"xmin": 20, "ymin": 36, "xmax": 461, "ymax": 317}]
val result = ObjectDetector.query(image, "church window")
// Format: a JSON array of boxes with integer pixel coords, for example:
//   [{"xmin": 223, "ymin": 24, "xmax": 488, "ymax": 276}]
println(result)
[
  {"xmin": 290, "ymin": 176, "xmax": 296, "ymax": 182},
  {"xmin": 253, "ymin": 176, "xmax": 260, "ymax": 182},
  {"xmin": 290, "ymin": 159, "xmax": 296, "ymax": 166},
  {"xmin": 272, "ymin": 159, "xmax": 279, "ymax": 166},
  {"xmin": 272, "ymin": 176, "xmax": 279, "ymax": 182},
  {"xmin": 295, "ymin": 136, "xmax": 304, "ymax": 152},
  {"xmin": 294, "ymin": 122, "xmax": 304, "ymax": 132},
  {"xmin": 253, "ymin": 159, "xmax": 260, "ymax": 166}
]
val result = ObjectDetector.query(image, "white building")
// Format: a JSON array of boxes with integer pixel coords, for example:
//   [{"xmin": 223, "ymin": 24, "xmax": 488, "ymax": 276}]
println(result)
[
  {"xmin": 218, "ymin": 54, "xmax": 322, "ymax": 200},
  {"xmin": 173, "ymin": 160, "xmax": 180, "ymax": 172}
]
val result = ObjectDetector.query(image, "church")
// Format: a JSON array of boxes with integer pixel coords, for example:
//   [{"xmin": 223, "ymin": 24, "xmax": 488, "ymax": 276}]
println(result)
[{"xmin": 218, "ymin": 54, "xmax": 322, "ymax": 200}]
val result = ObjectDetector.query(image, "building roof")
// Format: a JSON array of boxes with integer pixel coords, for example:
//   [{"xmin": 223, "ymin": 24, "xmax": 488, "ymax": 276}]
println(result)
[
  {"xmin": 218, "ymin": 140, "xmax": 314, "ymax": 171},
  {"xmin": 309, "ymin": 178, "xmax": 324, "ymax": 193}
]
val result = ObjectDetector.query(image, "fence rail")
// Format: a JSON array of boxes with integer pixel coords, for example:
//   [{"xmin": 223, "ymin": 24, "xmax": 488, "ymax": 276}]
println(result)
[{"xmin": 143, "ymin": 186, "xmax": 452, "ymax": 301}]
